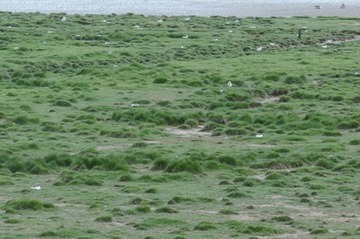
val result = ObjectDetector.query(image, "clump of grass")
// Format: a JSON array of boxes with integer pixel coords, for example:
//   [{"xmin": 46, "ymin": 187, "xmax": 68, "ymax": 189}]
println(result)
[
  {"xmin": 219, "ymin": 208, "xmax": 238, "ymax": 215},
  {"xmin": 244, "ymin": 224, "xmax": 277, "ymax": 236},
  {"xmin": 194, "ymin": 221, "xmax": 217, "ymax": 231},
  {"xmin": 12, "ymin": 115, "xmax": 39, "ymax": 125},
  {"xmin": 310, "ymin": 227, "xmax": 329, "ymax": 234},
  {"xmin": 265, "ymin": 172, "xmax": 284, "ymax": 180},
  {"xmin": 134, "ymin": 217, "xmax": 186, "ymax": 230},
  {"xmin": 168, "ymin": 196, "xmax": 193, "ymax": 204},
  {"xmin": 151, "ymin": 158, "xmax": 169, "ymax": 171},
  {"xmin": 144, "ymin": 188, "xmax": 158, "ymax": 194},
  {"xmin": 53, "ymin": 100, "xmax": 72, "ymax": 107},
  {"xmin": 284, "ymin": 75, "xmax": 306, "ymax": 84},
  {"xmin": 38, "ymin": 231, "xmax": 58, "ymax": 237},
  {"xmin": 227, "ymin": 191, "xmax": 249, "ymax": 198},
  {"xmin": 122, "ymin": 185, "xmax": 142, "ymax": 193},
  {"xmin": 44, "ymin": 154, "xmax": 73, "ymax": 167},
  {"xmin": 74, "ymin": 154, "xmax": 130, "ymax": 171},
  {"xmin": 315, "ymin": 158, "xmax": 335, "ymax": 169},
  {"xmin": 41, "ymin": 121, "xmax": 65, "ymax": 132},
  {"xmin": 135, "ymin": 205, "xmax": 151, "ymax": 213},
  {"xmin": 349, "ymin": 139, "xmax": 360, "ymax": 145},
  {"xmin": 0, "ymin": 176, "xmax": 13, "ymax": 185},
  {"xmin": 119, "ymin": 173, "xmax": 133, "ymax": 182},
  {"xmin": 55, "ymin": 171, "xmax": 103, "ymax": 186},
  {"xmin": 154, "ymin": 206, "xmax": 178, "ymax": 213},
  {"xmin": 129, "ymin": 197, "xmax": 145, "ymax": 205},
  {"xmin": 271, "ymin": 216, "xmax": 294, "ymax": 224},
  {"xmin": 4, "ymin": 218, "xmax": 21, "ymax": 224},
  {"xmin": 153, "ymin": 76, "xmax": 167, "ymax": 84},
  {"xmin": 165, "ymin": 160, "xmax": 202, "ymax": 174},
  {"xmin": 95, "ymin": 215, "xmax": 113, "ymax": 222},
  {"xmin": 218, "ymin": 155, "xmax": 238, "ymax": 166},
  {"xmin": 4, "ymin": 199, "xmax": 55, "ymax": 211}
]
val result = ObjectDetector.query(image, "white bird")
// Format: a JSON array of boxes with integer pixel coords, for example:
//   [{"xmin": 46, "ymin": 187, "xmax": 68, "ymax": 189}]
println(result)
[
  {"xmin": 184, "ymin": 17, "xmax": 191, "ymax": 21},
  {"xmin": 256, "ymin": 134, "xmax": 263, "ymax": 138},
  {"xmin": 227, "ymin": 81, "xmax": 233, "ymax": 87},
  {"xmin": 61, "ymin": 16, "xmax": 66, "ymax": 22},
  {"xmin": 157, "ymin": 19, "xmax": 163, "ymax": 23},
  {"xmin": 182, "ymin": 35, "xmax": 189, "ymax": 39},
  {"xmin": 31, "ymin": 185, "xmax": 41, "ymax": 190},
  {"xmin": 256, "ymin": 47, "xmax": 263, "ymax": 52}
]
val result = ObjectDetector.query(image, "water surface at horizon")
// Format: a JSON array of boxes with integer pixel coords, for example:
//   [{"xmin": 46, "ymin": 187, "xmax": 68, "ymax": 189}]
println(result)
[{"xmin": 0, "ymin": 0, "xmax": 359, "ymax": 17}]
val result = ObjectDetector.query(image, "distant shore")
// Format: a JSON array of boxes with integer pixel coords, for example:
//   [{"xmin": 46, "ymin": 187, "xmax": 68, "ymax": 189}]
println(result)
[{"xmin": 0, "ymin": 0, "xmax": 359, "ymax": 17}]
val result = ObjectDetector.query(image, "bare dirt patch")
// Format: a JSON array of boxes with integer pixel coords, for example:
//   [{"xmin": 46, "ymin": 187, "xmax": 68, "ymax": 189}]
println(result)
[
  {"xmin": 319, "ymin": 35, "xmax": 360, "ymax": 46},
  {"xmin": 257, "ymin": 96, "xmax": 280, "ymax": 104},
  {"xmin": 165, "ymin": 126, "xmax": 212, "ymax": 137}
]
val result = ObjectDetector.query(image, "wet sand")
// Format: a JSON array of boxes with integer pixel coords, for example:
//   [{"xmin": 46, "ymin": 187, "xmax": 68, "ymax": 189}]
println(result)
[{"xmin": 0, "ymin": 0, "xmax": 359, "ymax": 17}]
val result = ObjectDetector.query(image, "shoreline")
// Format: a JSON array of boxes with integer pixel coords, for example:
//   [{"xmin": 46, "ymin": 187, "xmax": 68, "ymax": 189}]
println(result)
[{"xmin": 0, "ymin": 1, "xmax": 359, "ymax": 18}]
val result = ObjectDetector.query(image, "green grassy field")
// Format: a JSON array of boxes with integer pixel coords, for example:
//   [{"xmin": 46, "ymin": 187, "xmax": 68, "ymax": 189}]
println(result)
[{"xmin": 1, "ymin": 12, "xmax": 360, "ymax": 238}]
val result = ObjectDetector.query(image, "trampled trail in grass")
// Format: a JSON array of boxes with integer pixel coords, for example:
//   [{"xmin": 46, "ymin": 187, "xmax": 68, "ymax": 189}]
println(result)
[{"xmin": 1, "ymin": 12, "xmax": 360, "ymax": 238}]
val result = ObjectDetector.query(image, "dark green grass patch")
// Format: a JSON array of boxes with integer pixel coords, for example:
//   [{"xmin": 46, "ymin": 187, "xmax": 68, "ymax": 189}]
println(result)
[
  {"xmin": 134, "ymin": 217, "xmax": 186, "ymax": 230},
  {"xmin": 194, "ymin": 221, "xmax": 217, "ymax": 231},
  {"xmin": 3, "ymin": 199, "xmax": 55, "ymax": 211}
]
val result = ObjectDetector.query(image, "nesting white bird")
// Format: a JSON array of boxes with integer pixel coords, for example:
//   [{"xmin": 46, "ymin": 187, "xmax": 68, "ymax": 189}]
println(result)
[
  {"xmin": 256, "ymin": 134, "xmax": 263, "ymax": 138},
  {"xmin": 61, "ymin": 16, "xmax": 67, "ymax": 22},
  {"xmin": 256, "ymin": 47, "xmax": 263, "ymax": 52},
  {"xmin": 184, "ymin": 17, "xmax": 191, "ymax": 21},
  {"xmin": 182, "ymin": 35, "xmax": 189, "ymax": 39},
  {"xmin": 227, "ymin": 81, "xmax": 233, "ymax": 87},
  {"xmin": 157, "ymin": 19, "xmax": 163, "ymax": 23}
]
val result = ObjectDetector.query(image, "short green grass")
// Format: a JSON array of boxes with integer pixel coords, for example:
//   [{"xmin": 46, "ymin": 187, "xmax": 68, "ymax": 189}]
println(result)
[{"xmin": 1, "ymin": 12, "xmax": 360, "ymax": 238}]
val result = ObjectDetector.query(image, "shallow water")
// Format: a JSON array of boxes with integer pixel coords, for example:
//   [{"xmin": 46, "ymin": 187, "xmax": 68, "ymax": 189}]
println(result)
[{"xmin": 0, "ymin": 0, "xmax": 359, "ymax": 17}]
